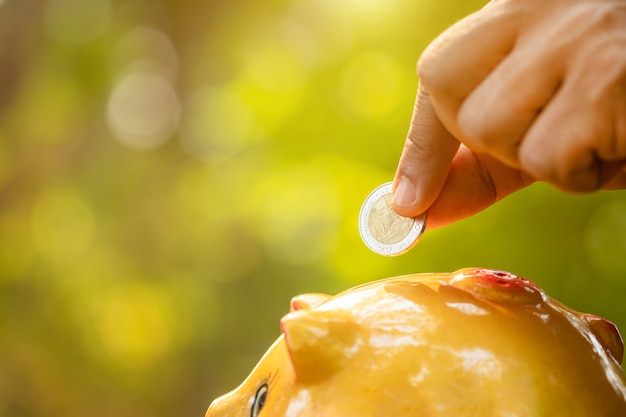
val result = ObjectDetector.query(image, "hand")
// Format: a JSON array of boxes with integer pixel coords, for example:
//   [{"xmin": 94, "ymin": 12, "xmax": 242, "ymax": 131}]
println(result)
[{"xmin": 391, "ymin": 0, "xmax": 626, "ymax": 229}]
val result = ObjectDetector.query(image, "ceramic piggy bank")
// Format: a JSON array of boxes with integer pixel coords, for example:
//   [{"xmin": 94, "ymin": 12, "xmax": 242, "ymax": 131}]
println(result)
[{"xmin": 207, "ymin": 268, "xmax": 626, "ymax": 416}]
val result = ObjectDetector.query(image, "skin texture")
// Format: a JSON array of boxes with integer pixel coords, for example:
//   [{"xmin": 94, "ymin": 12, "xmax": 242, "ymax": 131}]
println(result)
[
  {"xmin": 391, "ymin": 0, "xmax": 626, "ymax": 229},
  {"xmin": 206, "ymin": 268, "xmax": 626, "ymax": 417}
]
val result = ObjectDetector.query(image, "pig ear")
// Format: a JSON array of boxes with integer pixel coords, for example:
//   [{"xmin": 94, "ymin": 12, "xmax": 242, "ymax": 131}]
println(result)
[
  {"xmin": 582, "ymin": 314, "xmax": 624, "ymax": 364},
  {"xmin": 280, "ymin": 309, "xmax": 359, "ymax": 383},
  {"xmin": 289, "ymin": 293, "xmax": 332, "ymax": 312}
]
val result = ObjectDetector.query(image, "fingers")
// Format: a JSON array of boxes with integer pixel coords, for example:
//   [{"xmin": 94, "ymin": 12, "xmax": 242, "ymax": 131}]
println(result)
[
  {"xmin": 518, "ymin": 90, "xmax": 605, "ymax": 191},
  {"xmin": 518, "ymin": 89, "xmax": 622, "ymax": 191},
  {"xmin": 391, "ymin": 86, "xmax": 459, "ymax": 218},
  {"xmin": 392, "ymin": 3, "xmax": 522, "ymax": 219},
  {"xmin": 517, "ymin": 29, "xmax": 626, "ymax": 191},
  {"xmin": 394, "ymin": 0, "xmax": 626, "ymax": 229},
  {"xmin": 456, "ymin": 39, "xmax": 564, "ymax": 167},
  {"xmin": 415, "ymin": 0, "xmax": 626, "ymax": 195},
  {"xmin": 418, "ymin": 2, "xmax": 521, "ymax": 138},
  {"xmin": 455, "ymin": 1, "xmax": 626, "ymax": 177},
  {"xmin": 425, "ymin": 146, "xmax": 534, "ymax": 229}
]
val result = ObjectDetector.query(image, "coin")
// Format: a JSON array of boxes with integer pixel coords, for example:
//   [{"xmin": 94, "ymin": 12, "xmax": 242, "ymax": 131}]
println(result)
[{"xmin": 359, "ymin": 182, "xmax": 426, "ymax": 256}]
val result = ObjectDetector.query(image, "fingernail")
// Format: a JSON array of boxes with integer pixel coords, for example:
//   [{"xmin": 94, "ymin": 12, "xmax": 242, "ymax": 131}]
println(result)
[{"xmin": 392, "ymin": 176, "xmax": 416, "ymax": 208}]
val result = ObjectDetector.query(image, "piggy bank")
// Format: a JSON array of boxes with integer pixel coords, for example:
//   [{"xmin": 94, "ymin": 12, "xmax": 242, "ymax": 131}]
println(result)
[{"xmin": 206, "ymin": 268, "xmax": 626, "ymax": 416}]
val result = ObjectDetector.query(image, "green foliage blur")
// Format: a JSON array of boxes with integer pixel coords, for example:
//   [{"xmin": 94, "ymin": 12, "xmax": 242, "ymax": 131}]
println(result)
[{"xmin": 0, "ymin": 0, "xmax": 625, "ymax": 415}]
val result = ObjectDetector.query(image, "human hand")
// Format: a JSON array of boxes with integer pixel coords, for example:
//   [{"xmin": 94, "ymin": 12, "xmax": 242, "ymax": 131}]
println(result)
[{"xmin": 391, "ymin": 0, "xmax": 626, "ymax": 229}]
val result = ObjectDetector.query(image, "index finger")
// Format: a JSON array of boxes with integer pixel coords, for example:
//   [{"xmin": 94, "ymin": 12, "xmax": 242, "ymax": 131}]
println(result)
[{"xmin": 391, "ymin": 85, "xmax": 460, "ymax": 217}]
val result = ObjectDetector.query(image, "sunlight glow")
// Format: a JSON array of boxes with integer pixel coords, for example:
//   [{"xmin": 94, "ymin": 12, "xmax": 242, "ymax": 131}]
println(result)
[
  {"xmin": 336, "ymin": 53, "xmax": 405, "ymax": 119},
  {"xmin": 179, "ymin": 87, "xmax": 251, "ymax": 161},
  {"xmin": 247, "ymin": 163, "xmax": 341, "ymax": 265},
  {"xmin": 242, "ymin": 20, "xmax": 316, "ymax": 93}
]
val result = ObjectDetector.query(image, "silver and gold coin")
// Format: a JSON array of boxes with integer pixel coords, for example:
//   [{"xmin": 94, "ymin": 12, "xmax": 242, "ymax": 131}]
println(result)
[{"xmin": 359, "ymin": 182, "xmax": 426, "ymax": 256}]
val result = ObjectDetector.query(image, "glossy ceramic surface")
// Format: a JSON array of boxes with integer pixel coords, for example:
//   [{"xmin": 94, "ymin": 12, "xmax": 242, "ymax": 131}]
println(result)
[{"xmin": 207, "ymin": 268, "xmax": 626, "ymax": 417}]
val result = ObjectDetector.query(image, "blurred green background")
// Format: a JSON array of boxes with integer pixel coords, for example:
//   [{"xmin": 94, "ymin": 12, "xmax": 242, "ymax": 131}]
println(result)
[{"xmin": 0, "ymin": 0, "xmax": 625, "ymax": 415}]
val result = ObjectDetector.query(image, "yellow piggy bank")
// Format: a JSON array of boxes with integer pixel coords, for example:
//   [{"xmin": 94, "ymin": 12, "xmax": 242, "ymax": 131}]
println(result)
[{"xmin": 207, "ymin": 268, "xmax": 626, "ymax": 416}]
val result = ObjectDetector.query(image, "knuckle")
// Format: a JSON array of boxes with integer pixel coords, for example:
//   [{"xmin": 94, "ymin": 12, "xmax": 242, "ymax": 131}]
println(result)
[
  {"xmin": 519, "ymin": 148, "xmax": 601, "ymax": 191},
  {"xmin": 457, "ymin": 103, "xmax": 506, "ymax": 154},
  {"xmin": 457, "ymin": 104, "xmax": 488, "ymax": 144},
  {"xmin": 416, "ymin": 53, "xmax": 437, "ymax": 92},
  {"xmin": 518, "ymin": 147, "xmax": 556, "ymax": 183},
  {"xmin": 564, "ymin": 167, "xmax": 602, "ymax": 191},
  {"xmin": 417, "ymin": 43, "xmax": 450, "ymax": 95},
  {"xmin": 589, "ymin": 2, "xmax": 626, "ymax": 32}
]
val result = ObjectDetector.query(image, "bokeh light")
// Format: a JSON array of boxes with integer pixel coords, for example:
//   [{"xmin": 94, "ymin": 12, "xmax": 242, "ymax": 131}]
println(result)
[
  {"xmin": 107, "ymin": 67, "xmax": 180, "ymax": 150},
  {"xmin": 0, "ymin": 0, "xmax": 625, "ymax": 416}
]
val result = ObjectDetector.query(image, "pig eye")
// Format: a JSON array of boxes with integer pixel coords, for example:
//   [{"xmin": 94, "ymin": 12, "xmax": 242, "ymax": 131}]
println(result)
[{"xmin": 250, "ymin": 382, "xmax": 268, "ymax": 417}]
